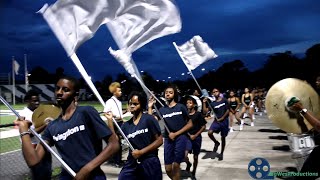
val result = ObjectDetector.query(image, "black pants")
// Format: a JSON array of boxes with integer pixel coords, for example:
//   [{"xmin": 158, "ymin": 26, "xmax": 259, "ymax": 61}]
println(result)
[{"xmin": 295, "ymin": 146, "xmax": 320, "ymax": 180}]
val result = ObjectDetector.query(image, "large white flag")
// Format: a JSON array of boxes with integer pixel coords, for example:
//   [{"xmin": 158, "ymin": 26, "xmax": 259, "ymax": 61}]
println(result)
[
  {"xmin": 13, "ymin": 60, "xmax": 20, "ymax": 75},
  {"xmin": 107, "ymin": 0, "xmax": 182, "ymax": 54},
  {"xmin": 107, "ymin": 0, "xmax": 181, "ymax": 97},
  {"xmin": 38, "ymin": 0, "xmax": 120, "ymax": 56},
  {"xmin": 39, "ymin": 0, "xmax": 181, "ymax": 57},
  {"xmin": 175, "ymin": 35, "xmax": 218, "ymax": 70}
]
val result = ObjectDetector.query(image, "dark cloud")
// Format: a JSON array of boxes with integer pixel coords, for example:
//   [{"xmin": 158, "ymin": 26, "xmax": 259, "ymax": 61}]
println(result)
[{"xmin": 1, "ymin": 0, "xmax": 320, "ymax": 81}]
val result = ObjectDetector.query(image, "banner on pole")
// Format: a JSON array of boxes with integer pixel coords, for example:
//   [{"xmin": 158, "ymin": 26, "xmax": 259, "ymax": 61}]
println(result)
[{"xmin": 175, "ymin": 35, "xmax": 218, "ymax": 70}]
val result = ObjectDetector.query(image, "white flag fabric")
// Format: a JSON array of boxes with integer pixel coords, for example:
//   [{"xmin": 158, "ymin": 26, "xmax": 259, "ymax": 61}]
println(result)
[
  {"xmin": 39, "ymin": 0, "xmax": 181, "ymax": 57},
  {"xmin": 107, "ymin": 0, "xmax": 182, "ymax": 54},
  {"xmin": 108, "ymin": 48, "xmax": 141, "ymax": 78},
  {"xmin": 13, "ymin": 60, "xmax": 20, "ymax": 75},
  {"xmin": 107, "ymin": 0, "xmax": 181, "ymax": 98},
  {"xmin": 38, "ymin": 0, "xmax": 118, "ymax": 56},
  {"xmin": 175, "ymin": 35, "xmax": 218, "ymax": 70}
]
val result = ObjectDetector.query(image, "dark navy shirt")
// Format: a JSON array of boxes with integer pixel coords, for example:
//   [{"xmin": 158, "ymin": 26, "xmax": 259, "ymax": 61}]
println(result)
[
  {"xmin": 159, "ymin": 103, "xmax": 190, "ymax": 138},
  {"xmin": 121, "ymin": 113, "xmax": 161, "ymax": 160},
  {"xmin": 188, "ymin": 112, "xmax": 207, "ymax": 135},
  {"xmin": 210, "ymin": 98, "xmax": 229, "ymax": 120},
  {"xmin": 42, "ymin": 106, "xmax": 112, "ymax": 178}
]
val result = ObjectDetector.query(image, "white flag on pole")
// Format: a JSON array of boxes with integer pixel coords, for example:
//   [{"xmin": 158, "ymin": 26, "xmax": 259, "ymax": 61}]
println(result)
[
  {"xmin": 107, "ymin": 0, "xmax": 181, "ymax": 97},
  {"xmin": 107, "ymin": 0, "xmax": 182, "ymax": 54},
  {"xmin": 38, "ymin": 0, "xmax": 119, "ymax": 56},
  {"xmin": 175, "ymin": 35, "xmax": 218, "ymax": 70},
  {"xmin": 13, "ymin": 60, "xmax": 20, "ymax": 75},
  {"xmin": 38, "ymin": 0, "xmax": 181, "ymax": 57}
]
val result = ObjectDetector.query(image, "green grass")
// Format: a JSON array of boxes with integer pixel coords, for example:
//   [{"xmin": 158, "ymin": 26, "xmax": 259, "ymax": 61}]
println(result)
[
  {"xmin": 0, "ymin": 136, "xmax": 21, "ymax": 154},
  {"xmin": 0, "ymin": 115, "xmax": 16, "ymax": 125},
  {"xmin": 0, "ymin": 102, "xmax": 128, "ymax": 114},
  {"xmin": 0, "ymin": 103, "xmax": 25, "ymax": 110}
]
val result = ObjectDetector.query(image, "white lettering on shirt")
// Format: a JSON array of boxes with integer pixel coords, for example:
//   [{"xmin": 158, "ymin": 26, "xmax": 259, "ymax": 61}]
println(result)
[
  {"xmin": 214, "ymin": 103, "xmax": 225, "ymax": 109},
  {"xmin": 52, "ymin": 125, "xmax": 85, "ymax": 141},
  {"xmin": 127, "ymin": 128, "xmax": 149, "ymax": 139},
  {"xmin": 162, "ymin": 111, "xmax": 183, "ymax": 118}
]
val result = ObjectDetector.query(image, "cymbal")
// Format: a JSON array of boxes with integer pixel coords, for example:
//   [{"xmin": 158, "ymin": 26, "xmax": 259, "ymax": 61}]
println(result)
[
  {"xmin": 265, "ymin": 78, "xmax": 320, "ymax": 134},
  {"xmin": 32, "ymin": 104, "xmax": 62, "ymax": 128}
]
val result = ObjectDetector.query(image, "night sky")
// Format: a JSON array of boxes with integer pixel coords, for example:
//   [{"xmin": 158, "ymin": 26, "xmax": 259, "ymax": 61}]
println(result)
[{"xmin": 1, "ymin": 0, "xmax": 320, "ymax": 82}]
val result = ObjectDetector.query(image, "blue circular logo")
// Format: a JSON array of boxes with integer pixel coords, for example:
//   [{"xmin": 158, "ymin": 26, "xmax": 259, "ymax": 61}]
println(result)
[{"xmin": 248, "ymin": 157, "xmax": 270, "ymax": 179}]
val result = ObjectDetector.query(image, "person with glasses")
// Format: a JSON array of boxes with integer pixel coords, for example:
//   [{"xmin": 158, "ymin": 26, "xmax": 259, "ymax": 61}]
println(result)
[
  {"xmin": 113, "ymin": 91, "xmax": 163, "ymax": 180},
  {"xmin": 203, "ymin": 88, "xmax": 229, "ymax": 161}
]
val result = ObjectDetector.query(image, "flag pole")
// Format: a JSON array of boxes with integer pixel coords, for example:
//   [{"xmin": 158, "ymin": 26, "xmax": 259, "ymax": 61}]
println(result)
[
  {"xmin": 131, "ymin": 74, "xmax": 171, "ymax": 133},
  {"xmin": 69, "ymin": 53, "xmax": 136, "ymax": 152},
  {"xmin": 24, "ymin": 54, "xmax": 29, "ymax": 92},
  {"xmin": 172, "ymin": 42, "xmax": 202, "ymax": 91},
  {"xmin": 173, "ymin": 42, "xmax": 217, "ymax": 120},
  {"xmin": 12, "ymin": 56, "xmax": 16, "ymax": 105}
]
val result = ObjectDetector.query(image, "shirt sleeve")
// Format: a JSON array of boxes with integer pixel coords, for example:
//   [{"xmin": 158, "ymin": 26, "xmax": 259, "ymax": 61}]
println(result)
[
  {"xmin": 84, "ymin": 106, "xmax": 112, "ymax": 139},
  {"xmin": 41, "ymin": 122, "xmax": 54, "ymax": 146}
]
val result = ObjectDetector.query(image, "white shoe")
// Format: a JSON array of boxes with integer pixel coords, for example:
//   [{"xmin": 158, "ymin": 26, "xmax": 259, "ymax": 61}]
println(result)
[
  {"xmin": 229, "ymin": 128, "xmax": 234, "ymax": 132},
  {"xmin": 241, "ymin": 119, "xmax": 244, "ymax": 125},
  {"xmin": 251, "ymin": 122, "xmax": 254, "ymax": 126},
  {"xmin": 252, "ymin": 115, "xmax": 256, "ymax": 120},
  {"xmin": 239, "ymin": 124, "xmax": 243, "ymax": 131},
  {"xmin": 259, "ymin": 112, "xmax": 262, "ymax": 116}
]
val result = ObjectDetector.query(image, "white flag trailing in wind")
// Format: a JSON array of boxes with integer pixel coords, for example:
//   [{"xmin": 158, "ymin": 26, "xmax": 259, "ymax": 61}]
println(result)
[
  {"xmin": 107, "ymin": 0, "xmax": 181, "ymax": 97},
  {"xmin": 175, "ymin": 35, "xmax": 218, "ymax": 70},
  {"xmin": 107, "ymin": 0, "xmax": 182, "ymax": 54},
  {"xmin": 39, "ymin": 0, "xmax": 181, "ymax": 57},
  {"xmin": 13, "ymin": 60, "xmax": 20, "ymax": 75},
  {"xmin": 38, "ymin": 0, "xmax": 117, "ymax": 56}
]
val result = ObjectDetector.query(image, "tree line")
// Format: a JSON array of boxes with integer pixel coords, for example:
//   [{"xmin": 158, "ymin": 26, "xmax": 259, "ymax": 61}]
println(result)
[{"xmin": 21, "ymin": 43, "xmax": 320, "ymax": 100}]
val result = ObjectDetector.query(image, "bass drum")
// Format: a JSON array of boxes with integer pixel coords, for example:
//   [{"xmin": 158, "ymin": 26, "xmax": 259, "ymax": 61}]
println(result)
[{"xmin": 189, "ymin": 95, "xmax": 202, "ymax": 112}]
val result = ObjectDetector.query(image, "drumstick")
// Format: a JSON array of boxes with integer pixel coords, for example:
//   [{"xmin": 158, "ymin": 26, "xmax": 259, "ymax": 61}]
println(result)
[{"xmin": 0, "ymin": 96, "xmax": 76, "ymax": 177}]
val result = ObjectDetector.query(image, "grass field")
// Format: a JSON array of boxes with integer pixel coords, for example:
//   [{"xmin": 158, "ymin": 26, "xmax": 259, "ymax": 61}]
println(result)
[{"xmin": 0, "ymin": 101, "xmax": 128, "ymax": 114}]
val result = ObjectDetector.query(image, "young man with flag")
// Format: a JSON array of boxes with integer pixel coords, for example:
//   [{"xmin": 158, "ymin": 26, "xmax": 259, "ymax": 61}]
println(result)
[{"xmin": 15, "ymin": 76, "xmax": 119, "ymax": 179}]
